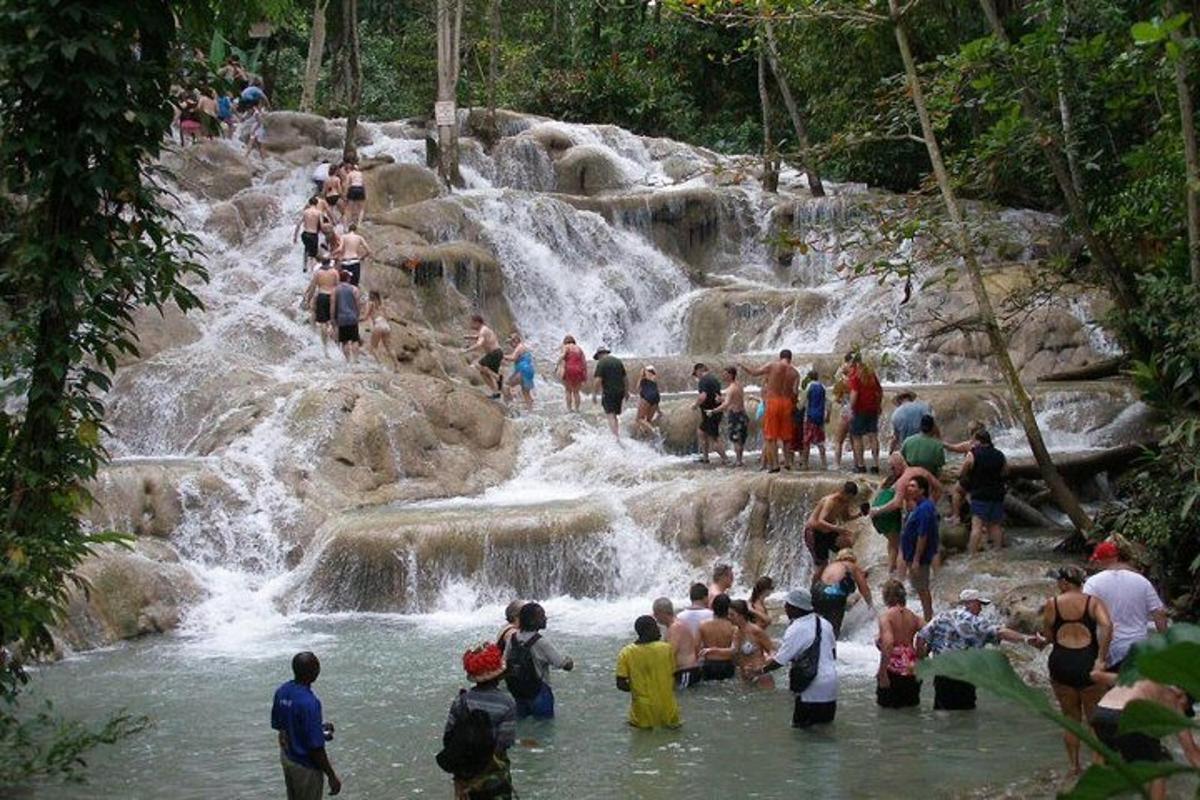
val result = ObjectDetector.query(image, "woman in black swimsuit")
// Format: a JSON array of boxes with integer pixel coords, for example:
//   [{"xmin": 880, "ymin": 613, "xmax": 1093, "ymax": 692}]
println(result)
[
  {"xmin": 1038, "ymin": 565, "xmax": 1113, "ymax": 775},
  {"xmin": 634, "ymin": 365, "xmax": 661, "ymax": 437}
]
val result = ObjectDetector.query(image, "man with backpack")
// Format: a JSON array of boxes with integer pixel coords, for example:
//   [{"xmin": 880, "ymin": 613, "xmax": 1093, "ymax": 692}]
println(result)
[
  {"xmin": 752, "ymin": 588, "xmax": 838, "ymax": 728},
  {"xmin": 439, "ymin": 642, "xmax": 516, "ymax": 800},
  {"xmin": 503, "ymin": 602, "xmax": 574, "ymax": 720}
]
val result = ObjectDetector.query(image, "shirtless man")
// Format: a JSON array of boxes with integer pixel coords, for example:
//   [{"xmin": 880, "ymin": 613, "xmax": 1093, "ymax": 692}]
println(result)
[
  {"xmin": 709, "ymin": 367, "xmax": 748, "ymax": 467},
  {"xmin": 303, "ymin": 257, "xmax": 340, "ymax": 356},
  {"xmin": 334, "ymin": 223, "xmax": 371, "ymax": 287},
  {"xmin": 463, "ymin": 314, "xmax": 503, "ymax": 398},
  {"xmin": 804, "ymin": 481, "xmax": 869, "ymax": 570},
  {"xmin": 345, "ymin": 162, "xmax": 366, "ymax": 227},
  {"xmin": 323, "ymin": 167, "xmax": 343, "ymax": 223},
  {"xmin": 320, "ymin": 222, "xmax": 341, "ymax": 264},
  {"xmin": 697, "ymin": 594, "xmax": 738, "ymax": 681},
  {"xmin": 740, "ymin": 350, "xmax": 799, "ymax": 473},
  {"xmin": 293, "ymin": 197, "xmax": 324, "ymax": 272},
  {"xmin": 652, "ymin": 597, "xmax": 702, "ymax": 689}
]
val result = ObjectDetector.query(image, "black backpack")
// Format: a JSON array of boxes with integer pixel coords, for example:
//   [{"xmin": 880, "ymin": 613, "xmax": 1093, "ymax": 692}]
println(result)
[
  {"xmin": 504, "ymin": 633, "xmax": 544, "ymax": 700},
  {"xmin": 788, "ymin": 615, "xmax": 824, "ymax": 693},
  {"xmin": 436, "ymin": 693, "xmax": 496, "ymax": 780}
]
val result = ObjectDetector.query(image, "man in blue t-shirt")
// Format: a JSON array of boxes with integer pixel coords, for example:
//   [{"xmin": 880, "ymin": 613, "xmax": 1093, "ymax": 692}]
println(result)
[
  {"xmin": 799, "ymin": 370, "xmax": 829, "ymax": 470},
  {"xmin": 898, "ymin": 475, "xmax": 938, "ymax": 622},
  {"xmin": 271, "ymin": 652, "xmax": 342, "ymax": 798},
  {"xmin": 239, "ymin": 81, "xmax": 269, "ymax": 111}
]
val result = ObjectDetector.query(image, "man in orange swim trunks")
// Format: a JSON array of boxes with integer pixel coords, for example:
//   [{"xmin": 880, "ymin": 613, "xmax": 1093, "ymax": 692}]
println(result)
[{"xmin": 740, "ymin": 349, "xmax": 799, "ymax": 473}]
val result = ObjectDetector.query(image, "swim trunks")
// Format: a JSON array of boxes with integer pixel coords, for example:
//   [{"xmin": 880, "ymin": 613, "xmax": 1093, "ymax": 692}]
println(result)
[
  {"xmin": 877, "ymin": 674, "xmax": 921, "ymax": 708},
  {"xmin": 763, "ymin": 396, "xmax": 795, "ymax": 442},
  {"xmin": 727, "ymin": 411, "xmax": 748, "ymax": 444},
  {"xmin": 700, "ymin": 409, "xmax": 722, "ymax": 439},
  {"xmin": 850, "ymin": 412, "xmax": 879, "ymax": 436},
  {"xmin": 314, "ymin": 293, "xmax": 332, "ymax": 324},
  {"xmin": 933, "ymin": 675, "xmax": 976, "ymax": 710},
  {"xmin": 701, "ymin": 660, "xmax": 736, "ymax": 681},
  {"xmin": 326, "ymin": 193, "xmax": 341, "ymax": 206},
  {"xmin": 804, "ymin": 525, "xmax": 839, "ymax": 568},
  {"xmin": 337, "ymin": 324, "xmax": 360, "ymax": 343},
  {"xmin": 969, "ymin": 499, "xmax": 1005, "ymax": 523},
  {"xmin": 674, "ymin": 666, "xmax": 703, "ymax": 690},
  {"xmin": 602, "ymin": 391, "xmax": 624, "ymax": 416},
  {"xmin": 803, "ymin": 420, "xmax": 825, "ymax": 446},
  {"xmin": 907, "ymin": 563, "xmax": 931, "ymax": 594},
  {"xmin": 300, "ymin": 231, "xmax": 319, "ymax": 259},
  {"xmin": 346, "ymin": 185, "xmax": 365, "ymax": 201},
  {"xmin": 792, "ymin": 699, "xmax": 836, "ymax": 728},
  {"xmin": 1091, "ymin": 707, "xmax": 1171, "ymax": 763},
  {"xmin": 479, "ymin": 348, "xmax": 503, "ymax": 374},
  {"xmin": 341, "ymin": 259, "xmax": 361, "ymax": 286}
]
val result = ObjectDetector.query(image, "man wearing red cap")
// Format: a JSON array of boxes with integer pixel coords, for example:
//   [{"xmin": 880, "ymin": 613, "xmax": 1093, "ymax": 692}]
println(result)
[
  {"xmin": 1083, "ymin": 540, "xmax": 1167, "ymax": 672},
  {"xmin": 441, "ymin": 643, "xmax": 516, "ymax": 799}
]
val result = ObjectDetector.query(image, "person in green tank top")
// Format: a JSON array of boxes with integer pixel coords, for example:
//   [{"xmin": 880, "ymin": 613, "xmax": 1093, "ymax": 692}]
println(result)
[{"xmin": 870, "ymin": 453, "xmax": 943, "ymax": 574}]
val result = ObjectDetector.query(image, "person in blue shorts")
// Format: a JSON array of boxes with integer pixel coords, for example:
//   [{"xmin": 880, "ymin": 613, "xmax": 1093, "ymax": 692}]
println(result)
[{"xmin": 959, "ymin": 429, "xmax": 1008, "ymax": 554}]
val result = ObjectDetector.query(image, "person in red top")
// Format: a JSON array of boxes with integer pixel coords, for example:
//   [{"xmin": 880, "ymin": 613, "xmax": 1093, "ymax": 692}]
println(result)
[{"xmin": 847, "ymin": 353, "xmax": 883, "ymax": 474}]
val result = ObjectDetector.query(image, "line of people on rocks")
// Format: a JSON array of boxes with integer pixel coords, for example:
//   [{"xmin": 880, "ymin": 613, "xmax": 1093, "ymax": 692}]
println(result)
[{"xmin": 271, "ymin": 539, "xmax": 1194, "ymax": 800}]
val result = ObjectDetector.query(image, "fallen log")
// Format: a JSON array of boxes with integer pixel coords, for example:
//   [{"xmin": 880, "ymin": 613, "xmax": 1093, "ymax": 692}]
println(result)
[
  {"xmin": 1005, "ymin": 443, "xmax": 1150, "ymax": 481},
  {"xmin": 1004, "ymin": 494, "xmax": 1065, "ymax": 529},
  {"xmin": 1037, "ymin": 355, "xmax": 1130, "ymax": 383}
]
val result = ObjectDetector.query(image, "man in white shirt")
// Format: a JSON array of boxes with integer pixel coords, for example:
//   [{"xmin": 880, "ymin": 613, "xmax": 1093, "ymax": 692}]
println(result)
[
  {"xmin": 1083, "ymin": 541, "xmax": 1167, "ymax": 671},
  {"xmin": 675, "ymin": 583, "xmax": 714, "ymax": 638},
  {"xmin": 754, "ymin": 588, "xmax": 838, "ymax": 728}
]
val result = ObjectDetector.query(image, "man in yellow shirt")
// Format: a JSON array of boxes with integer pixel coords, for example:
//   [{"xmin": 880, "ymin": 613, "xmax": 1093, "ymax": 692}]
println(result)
[{"xmin": 615, "ymin": 616, "xmax": 681, "ymax": 730}]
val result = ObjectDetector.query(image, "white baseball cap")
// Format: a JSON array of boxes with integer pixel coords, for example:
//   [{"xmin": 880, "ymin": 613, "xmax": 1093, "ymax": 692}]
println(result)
[{"xmin": 958, "ymin": 589, "xmax": 992, "ymax": 605}]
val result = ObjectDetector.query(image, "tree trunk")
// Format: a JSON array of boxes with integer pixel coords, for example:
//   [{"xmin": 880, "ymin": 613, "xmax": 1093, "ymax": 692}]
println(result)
[
  {"xmin": 757, "ymin": 42, "xmax": 779, "ymax": 193},
  {"xmin": 1168, "ymin": 2, "xmax": 1200, "ymax": 287},
  {"xmin": 435, "ymin": 0, "xmax": 463, "ymax": 187},
  {"xmin": 341, "ymin": 0, "xmax": 361, "ymax": 162},
  {"xmin": 889, "ymin": 0, "xmax": 1093, "ymax": 533},
  {"xmin": 300, "ymin": 0, "xmax": 330, "ymax": 113},
  {"xmin": 762, "ymin": 19, "xmax": 824, "ymax": 197},
  {"xmin": 482, "ymin": 0, "xmax": 501, "ymax": 149},
  {"xmin": 977, "ymin": 0, "xmax": 1141, "ymax": 319}
]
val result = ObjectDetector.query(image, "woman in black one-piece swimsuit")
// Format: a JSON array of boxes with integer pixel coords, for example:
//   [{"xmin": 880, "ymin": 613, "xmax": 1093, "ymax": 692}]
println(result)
[{"xmin": 1040, "ymin": 565, "xmax": 1113, "ymax": 775}]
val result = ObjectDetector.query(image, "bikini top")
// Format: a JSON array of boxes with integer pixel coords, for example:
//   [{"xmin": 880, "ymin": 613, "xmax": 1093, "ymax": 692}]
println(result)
[{"xmin": 740, "ymin": 638, "xmax": 759, "ymax": 656}]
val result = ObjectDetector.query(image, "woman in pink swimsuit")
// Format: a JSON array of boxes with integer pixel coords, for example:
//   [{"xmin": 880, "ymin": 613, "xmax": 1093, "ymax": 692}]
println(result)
[{"xmin": 556, "ymin": 334, "xmax": 587, "ymax": 412}]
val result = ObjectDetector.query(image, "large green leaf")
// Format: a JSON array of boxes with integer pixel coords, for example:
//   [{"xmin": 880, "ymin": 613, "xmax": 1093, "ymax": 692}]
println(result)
[
  {"xmin": 1067, "ymin": 762, "xmax": 1192, "ymax": 800},
  {"xmin": 1131, "ymin": 21, "xmax": 1166, "ymax": 44},
  {"xmin": 1117, "ymin": 699, "xmax": 1197, "ymax": 738},
  {"xmin": 1135, "ymin": 642, "xmax": 1200, "ymax": 700}
]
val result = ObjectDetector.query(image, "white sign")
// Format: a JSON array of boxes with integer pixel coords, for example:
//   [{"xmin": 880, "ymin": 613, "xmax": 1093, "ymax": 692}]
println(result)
[{"xmin": 434, "ymin": 101, "xmax": 457, "ymax": 127}]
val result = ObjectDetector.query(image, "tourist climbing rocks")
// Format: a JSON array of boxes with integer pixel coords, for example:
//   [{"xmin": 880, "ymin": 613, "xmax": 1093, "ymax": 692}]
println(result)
[
  {"xmin": 615, "ymin": 615, "xmax": 681, "ymax": 730},
  {"xmin": 439, "ymin": 643, "xmax": 516, "ymax": 800},
  {"xmin": 830, "ymin": 367, "xmax": 853, "ymax": 471},
  {"xmin": 889, "ymin": 391, "xmax": 933, "ymax": 453},
  {"xmin": 634, "ymin": 364, "xmax": 661, "ymax": 438},
  {"xmin": 238, "ymin": 78, "xmax": 269, "ymax": 111},
  {"xmin": 294, "ymin": 197, "xmax": 324, "ymax": 272},
  {"xmin": 915, "ymin": 589, "xmax": 1033, "ymax": 710},
  {"xmin": 464, "ymin": 315, "xmax": 504, "ymax": 398},
  {"xmin": 312, "ymin": 160, "xmax": 330, "ymax": 196},
  {"xmin": 271, "ymin": 652, "xmax": 342, "ymax": 798},
  {"xmin": 1083, "ymin": 540, "xmax": 1167, "ymax": 672},
  {"xmin": 503, "ymin": 602, "xmax": 574, "ymax": 720},
  {"xmin": 503, "ymin": 331, "xmax": 536, "ymax": 411},
  {"xmin": 555, "ymin": 335, "xmax": 588, "ymax": 412},
  {"xmin": 899, "ymin": 414, "xmax": 945, "ymax": 476},
  {"xmin": 740, "ymin": 350, "xmax": 798, "ymax": 472},
  {"xmin": 811, "ymin": 549, "xmax": 873, "ymax": 638},
  {"xmin": 1036, "ymin": 565, "xmax": 1113, "ymax": 776},
  {"xmin": 323, "ymin": 168, "xmax": 343, "ymax": 223},
  {"xmin": 846, "ymin": 354, "xmax": 883, "ymax": 474},
  {"xmin": 869, "ymin": 453, "xmax": 942, "ymax": 575},
  {"xmin": 897, "ymin": 474, "xmax": 939, "ymax": 621},
  {"xmin": 709, "ymin": 367, "xmax": 748, "ymax": 467},
  {"xmin": 330, "ymin": 271, "xmax": 361, "ymax": 363},
  {"xmin": 334, "ymin": 223, "xmax": 371, "ymax": 287},
  {"xmin": 303, "ymin": 257, "xmax": 340, "ymax": 357},
  {"xmin": 244, "ymin": 104, "xmax": 266, "ymax": 158},
  {"xmin": 591, "ymin": 347, "xmax": 628, "ymax": 439},
  {"xmin": 698, "ymin": 594, "xmax": 738, "ymax": 681},
  {"xmin": 960, "ymin": 429, "xmax": 1008, "ymax": 553},
  {"xmin": 755, "ymin": 588, "xmax": 838, "ymax": 728},
  {"xmin": 345, "ymin": 161, "xmax": 367, "ymax": 227},
  {"xmin": 692, "ymin": 363, "xmax": 727, "ymax": 465},
  {"xmin": 748, "ymin": 576, "xmax": 775, "ymax": 630},
  {"xmin": 651, "ymin": 597, "xmax": 702, "ymax": 689},
  {"xmin": 875, "ymin": 579, "xmax": 923, "ymax": 709},
  {"xmin": 799, "ymin": 369, "xmax": 829, "ymax": 470},
  {"xmin": 803, "ymin": 481, "xmax": 866, "ymax": 570},
  {"xmin": 363, "ymin": 291, "xmax": 394, "ymax": 365}
]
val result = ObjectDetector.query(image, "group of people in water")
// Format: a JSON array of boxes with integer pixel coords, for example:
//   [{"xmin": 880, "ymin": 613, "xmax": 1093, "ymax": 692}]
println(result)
[
  {"xmin": 172, "ymin": 54, "xmax": 271, "ymax": 156},
  {"xmin": 271, "ymin": 540, "xmax": 1194, "ymax": 800}
]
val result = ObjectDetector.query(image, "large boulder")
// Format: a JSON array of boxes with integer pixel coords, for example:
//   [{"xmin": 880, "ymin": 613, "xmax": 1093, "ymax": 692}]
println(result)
[
  {"xmin": 260, "ymin": 111, "xmax": 372, "ymax": 154},
  {"xmin": 363, "ymin": 163, "xmax": 443, "ymax": 217},
  {"xmin": 682, "ymin": 287, "xmax": 830, "ymax": 354},
  {"xmin": 57, "ymin": 539, "xmax": 203, "ymax": 651},
  {"xmin": 162, "ymin": 141, "xmax": 254, "ymax": 201},
  {"xmin": 554, "ymin": 145, "xmax": 633, "ymax": 195},
  {"xmin": 120, "ymin": 303, "xmax": 202, "ymax": 367}
]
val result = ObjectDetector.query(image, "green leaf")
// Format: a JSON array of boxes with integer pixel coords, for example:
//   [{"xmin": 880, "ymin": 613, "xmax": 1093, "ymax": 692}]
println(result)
[
  {"xmin": 1117, "ymin": 699, "xmax": 1197, "ymax": 738},
  {"xmin": 1166, "ymin": 40, "xmax": 1182, "ymax": 61},
  {"xmin": 1065, "ymin": 762, "xmax": 1193, "ymax": 800},
  {"xmin": 1131, "ymin": 21, "xmax": 1166, "ymax": 44}
]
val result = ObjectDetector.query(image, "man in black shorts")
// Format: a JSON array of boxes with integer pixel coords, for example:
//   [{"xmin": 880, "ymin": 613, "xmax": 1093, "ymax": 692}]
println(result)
[
  {"xmin": 592, "ymin": 347, "xmax": 627, "ymax": 439},
  {"xmin": 463, "ymin": 315, "xmax": 504, "ymax": 398},
  {"xmin": 293, "ymin": 197, "xmax": 323, "ymax": 272},
  {"xmin": 692, "ymin": 363, "xmax": 727, "ymax": 465}
]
